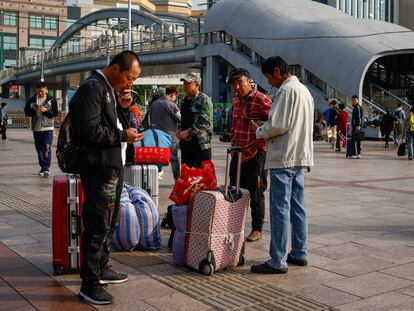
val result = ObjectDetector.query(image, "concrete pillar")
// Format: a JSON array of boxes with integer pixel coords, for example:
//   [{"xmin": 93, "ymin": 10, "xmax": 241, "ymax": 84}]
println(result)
[
  {"xmin": 204, "ymin": 56, "xmax": 220, "ymax": 103},
  {"xmin": 24, "ymin": 83, "xmax": 36, "ymax": 101},
  {"xmin": 61, "ymin": 75, "xmax": 69, "ymax": 113},
  {"xmin": 1, "ymin": 84, "xmax": 10, "ymax": 99}
]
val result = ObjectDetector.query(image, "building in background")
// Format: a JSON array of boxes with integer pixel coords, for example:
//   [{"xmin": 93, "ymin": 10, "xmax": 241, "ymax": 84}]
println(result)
[
  {"xmin": 313, "ymin": 0, "xmax": 414, "ymax": 30},
  {"xmin": 398, "ymin": 0, "xmax": 414, "ymax": 30},
  {"xmin": 0, "ymin": 0, "xmax": 67, "ymax": 70},
  {"xmin": 313, "ymin": 0, "xmax": 397, "ymax": 22},
  {"xmin": 151, "ymin": 0, "xmax": 192, "ymax": 15}
]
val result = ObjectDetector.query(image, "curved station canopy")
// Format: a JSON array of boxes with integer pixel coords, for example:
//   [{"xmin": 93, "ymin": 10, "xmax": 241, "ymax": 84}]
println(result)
[{"xmin": 204, "ymin": 0, "xmax": 414, "ymax": 98}]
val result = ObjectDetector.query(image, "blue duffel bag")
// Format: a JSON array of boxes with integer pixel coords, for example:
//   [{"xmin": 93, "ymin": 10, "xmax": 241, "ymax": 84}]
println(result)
[
  {"xmin": 112, "ymin": 186, "xmax": 141, "ymax": 251},
  {"xmin": 133, "ymin": 129, "xmax": 173, "ymax": 166},
  {"xmin": 127, "ymin": 184, "xmax": 161, "ymax": 251},
  {"xmin": 172, "ymin": 204, "xmax": 189, "ymax": 266}
]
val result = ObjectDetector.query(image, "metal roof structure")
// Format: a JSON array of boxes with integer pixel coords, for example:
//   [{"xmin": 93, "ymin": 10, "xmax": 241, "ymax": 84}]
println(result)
[{"xmin": 204, "ymin": 0, "xmax": 414, "ymax": 98}]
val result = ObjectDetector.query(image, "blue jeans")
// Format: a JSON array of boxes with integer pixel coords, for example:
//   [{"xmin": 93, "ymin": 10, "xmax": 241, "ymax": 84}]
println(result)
[
  {"xmin": 267, "ymin": 167, "xmax": 308, "ymax": 269},
  {"xmin": 33, "ymin": 130, "xmax": 53, "ymax": 170},
  {"xmin": 408, "ymin": 131, "xmax": 414, "ymax": 159}
]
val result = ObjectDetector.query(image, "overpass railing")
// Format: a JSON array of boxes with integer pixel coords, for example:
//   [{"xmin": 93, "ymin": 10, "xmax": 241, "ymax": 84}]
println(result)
[{"xmin": 2, "ymin": 31, "xmax": 201, "ymax": 81}]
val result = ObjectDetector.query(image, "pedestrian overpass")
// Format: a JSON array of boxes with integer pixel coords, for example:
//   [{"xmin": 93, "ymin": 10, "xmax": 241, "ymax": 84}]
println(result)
[{"xmin": 1, "ymin": 0, "xmax": 414, "ymax": 121}]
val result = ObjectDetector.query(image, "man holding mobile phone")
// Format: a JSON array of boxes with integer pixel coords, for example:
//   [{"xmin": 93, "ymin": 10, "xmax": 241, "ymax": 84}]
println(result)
[
  {"xmin": 24, "ymin": 82, "xmax": 58, "ymax": 176},
  {"xmin": 228, "ymin": 68, "xmax": 272, "ymax": 242}
]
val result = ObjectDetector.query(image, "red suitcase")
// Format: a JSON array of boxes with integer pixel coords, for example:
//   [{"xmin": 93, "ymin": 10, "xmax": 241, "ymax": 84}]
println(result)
[{"xmin": 52, "ymin": 174, "xmax": 84, "ymax": 275}]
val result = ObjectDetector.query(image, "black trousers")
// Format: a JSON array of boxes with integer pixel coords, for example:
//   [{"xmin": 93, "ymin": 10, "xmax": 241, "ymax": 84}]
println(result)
[
  {"xmin": 80, "ymin": 168, "xmax": 123, "ymax": 286},
  {"xmin": 180, "ymin": 140, "xmax": 211, "ymax": 168},
  {"xmin": 384, "ymin": 128, "xmax": 392, "ymax": 144},
  {"xmin": 351, "ymin": 129, "xmax": 362, "ymax": 155},
  {"xmin": 229, "ymin": 150, "xmax": 267, "ymax": 232},
  {"xmin": 0, "ymin": 122, "xmax": 6, "ymax": 140}
]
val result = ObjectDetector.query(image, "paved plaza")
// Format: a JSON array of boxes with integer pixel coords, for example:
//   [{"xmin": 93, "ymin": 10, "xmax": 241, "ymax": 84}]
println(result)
[{"xmin": 0, "ymin": 128, "xmax": 413, "ymax": 311}]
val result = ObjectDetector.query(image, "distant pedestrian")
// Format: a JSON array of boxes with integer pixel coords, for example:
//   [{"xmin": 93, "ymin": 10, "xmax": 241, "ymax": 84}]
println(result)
[
  {"xmin": 335, "ymin": 103, "xmax": 348, "ymax": 152},
  {"xmin": 24, "ymin": 82, "xmax": 58, "ymax": 176},
  {"xmin": 327, "ymin": 100, "xmax": 338, "ymax": 149},
  {"xmin": 380, "ymin": 109, "xmax": 395, "ymax": 148},
  {"xmin": 228, "ymin": 68, "xmax": 272, "ymax": 242},
  {"xmin": 148, "ymin": 85, "xmax": 181, "ymax": 180},
  {"xmin": 393, "ymin": 103, "xmax": 406, "ymax": 145},
  {"xmin": 216, "ymin": 106, "xmax": 223, "ymax": 135},
  {"xmin": 0, "ymin": 102, "xmax": 8, "ymax": 141},
  {"xmin": 177, "ymin": 73, "xmax": 213, "ymax": 168},
  {"xmin": 251, "ymin": 56, "xmax": 313, "ymax": 274},
  {"xmin": 351, "ymin": 95, "xmax": 363, "ymax": 159},
  {"xmin": 406, "ymin": 106, "xmax": 414, "ymax": 160}
]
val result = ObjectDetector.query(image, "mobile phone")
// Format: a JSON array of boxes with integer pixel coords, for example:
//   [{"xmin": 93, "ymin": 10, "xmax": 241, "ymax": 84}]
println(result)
[{"xmin": 137, "ymin": 124, "xmax": 153, "ymax": 133}]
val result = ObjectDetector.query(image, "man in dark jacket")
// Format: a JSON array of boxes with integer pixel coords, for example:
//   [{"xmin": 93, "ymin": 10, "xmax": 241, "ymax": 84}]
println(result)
[
  {"xmin": 70, "ymin": 51, "xmax": 143, "ymax": 305},
  {"xmin": 351, "ymin": 95, "xmax": 363, "ymax": 159},
  {"xmin": 380, "ymin": 110, "xmax": 396, "ymax": 148},
  {"xmin": 24, "ymin": 82, "xmax": 58, "ymax": 176}
]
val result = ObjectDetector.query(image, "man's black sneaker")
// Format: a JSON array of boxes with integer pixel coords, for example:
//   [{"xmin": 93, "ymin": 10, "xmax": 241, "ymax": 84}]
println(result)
[
  {"xmin": 100, "ymin": 268, "xmax": 128, "ymax": 285},
  {"xmin": 287, "ymin": 254, "xmax": 308, "ymax": 266},
  {"xmin": 251, "ymin": 262, "xmax": 288, "ymax": 274},
  {"xmin": 79, "ymin": 284, "xmax": 112, "ymax": 305},
  {"xmin": 43, "ymin": 170, "xmax": 50, "ymax": 177}
]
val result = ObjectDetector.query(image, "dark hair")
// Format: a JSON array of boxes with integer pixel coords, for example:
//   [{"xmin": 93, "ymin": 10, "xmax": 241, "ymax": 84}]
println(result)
[
  {"xmin": 329, "ymin": 100, "xmax": 337, "ymax": 106},
  {"xmin": 165, "ymin": 85, "xmax": 178, "ymax": 95},
  {"xmin": 397, "ymin": 103, "xmax": 403, "ymax": 108},
  {"xmin": 352, "ymin": 95, "xmax": 359, "ymax": 99},
  {"xmin": 1, "ymin": 102, "xmax": 7, "ymax": 108},
  {"xmin": 109, "ymin": 50, "xmax": 141, "ymax": 72},
  {"xmin": 36, "ymin": 82, "xmax": 47, "ymax": 89},
  {"xmin": 338, "ymin": 103, "xmax": 345, "ymax": 110},
  {"xmin": 261, "ymin": 56, "xmax": 289, "ymax": 76}
]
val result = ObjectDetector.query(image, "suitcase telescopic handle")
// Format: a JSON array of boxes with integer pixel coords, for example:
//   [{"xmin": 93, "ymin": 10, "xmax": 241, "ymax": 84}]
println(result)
[
  {"xmin": 71, "ymin": 210, "xmax": 82, "ymax": 237},
  {"xmin": 224, "ymin": 147, "xmax": 243, "ymax": 196}
]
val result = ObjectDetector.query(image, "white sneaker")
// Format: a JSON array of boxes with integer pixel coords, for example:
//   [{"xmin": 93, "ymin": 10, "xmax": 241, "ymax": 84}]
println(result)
[
  {"xmin": 43, "ymin": 170, "xmax": 50, "ymax": 177},
  {"xmin": 356, "ymin": 155, "xmax": 362, "ymax": 159},
  {"xmin": 38, "ymin": 170, "xmax": 44, "ymax": 176}
]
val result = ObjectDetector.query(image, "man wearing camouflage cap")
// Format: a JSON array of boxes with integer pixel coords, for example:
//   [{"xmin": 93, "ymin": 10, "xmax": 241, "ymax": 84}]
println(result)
[{"xmin": 177, "ymin": 73, "xmax": 213, "ymax": 168}]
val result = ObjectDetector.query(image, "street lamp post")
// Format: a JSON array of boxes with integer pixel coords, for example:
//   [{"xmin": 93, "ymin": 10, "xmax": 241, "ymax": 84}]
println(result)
[
  {"xmin": 128, "ymin": 0, "xmax": 132, "ymax": 50},
  {"xmin": 40, "ymin": 50, "xmax": 45, "ymax": 82}
]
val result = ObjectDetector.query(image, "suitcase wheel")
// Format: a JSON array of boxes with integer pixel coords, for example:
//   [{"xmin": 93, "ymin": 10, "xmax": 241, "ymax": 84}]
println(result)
[
  {"xmin": 200, "ymin": 263, "xmax": 214, "ymax": 276},
  {"xmin": 237, "ymin": 255, "xmax": 246, "ymax": 267},
  {"xmin": 53, "ymin": 264, "xmax": 64, "ymax": 275}
]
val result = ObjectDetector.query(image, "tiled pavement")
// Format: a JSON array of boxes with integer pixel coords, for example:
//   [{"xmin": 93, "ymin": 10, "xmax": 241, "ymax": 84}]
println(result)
[{"xmin": 0, "ymin": 128, "xmax": 414, "ymax": 310}]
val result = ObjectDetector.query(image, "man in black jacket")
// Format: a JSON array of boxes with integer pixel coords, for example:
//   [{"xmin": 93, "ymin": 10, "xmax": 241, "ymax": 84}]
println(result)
[
  {"xmin": 70, "ymin": 51, "xmax": 143, "ymax": 305},
  {"xmin": 351, "ymin": 95, "xmax": 363, "ymax": 159},
  {"xmin": 24, "ymin": 82, "xmax": 58, "ymax": 176}
]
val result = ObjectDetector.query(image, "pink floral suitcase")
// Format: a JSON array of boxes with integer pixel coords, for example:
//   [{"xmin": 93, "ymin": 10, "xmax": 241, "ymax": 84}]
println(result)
[{"xmin": 185, "ymin": 147, "xmax": 250, "ymax": 275}]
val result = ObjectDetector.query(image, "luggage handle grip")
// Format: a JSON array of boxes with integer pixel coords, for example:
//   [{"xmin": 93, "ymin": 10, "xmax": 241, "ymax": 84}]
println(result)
[
  {"xmin": 71, "ymin": 210, "xmax": 82, "ymax": 237},
  {"xmin": 224, "ymin": 147, "xmax": 242, "ymax": 196}
]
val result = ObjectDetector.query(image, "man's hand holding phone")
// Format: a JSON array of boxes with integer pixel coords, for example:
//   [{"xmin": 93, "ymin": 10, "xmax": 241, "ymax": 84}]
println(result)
[{"xmin": 126, "ymin": 128, "xmax": 144, "ymax": 144}]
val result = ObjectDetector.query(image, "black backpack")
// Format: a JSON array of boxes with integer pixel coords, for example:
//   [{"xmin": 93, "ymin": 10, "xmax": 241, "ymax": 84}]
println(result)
[{"xmin": 56, "ymin": 112, "xmax": 83, "ymax": 174}]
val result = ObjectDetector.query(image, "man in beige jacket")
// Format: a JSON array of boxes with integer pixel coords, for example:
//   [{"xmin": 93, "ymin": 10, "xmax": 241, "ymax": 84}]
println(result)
[{"xmin": 251, "ymin": 56, "xmax": 314, "ymax": 274}]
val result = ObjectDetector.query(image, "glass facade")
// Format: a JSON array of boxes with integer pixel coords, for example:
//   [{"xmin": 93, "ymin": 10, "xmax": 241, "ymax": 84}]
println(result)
[
  {"xmin": 44, "ymin": 16, "xmax": 57, "ymax": 30},
  {"xmin": 29, "ymin": 36, "xmax": 56, "ymax": 49},
  {"xmin": 3, "ymin": 12, "xmax": 17, "ymax": 26},
  {"xmin": 324, "ymin": 0, "xmax": 394, "ymax": 22},
  {"xmin": 30, "ymin": 15, "xmax": 42, "ymax": 28},
  {"xmin": 0, "ymin": 34, "xmax": 17, "ymax": 70}
]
